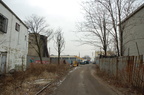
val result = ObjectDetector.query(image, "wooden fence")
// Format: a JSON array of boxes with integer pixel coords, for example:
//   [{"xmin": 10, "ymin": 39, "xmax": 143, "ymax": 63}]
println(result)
[{"xmin": 98, "ymin": 55, "xmax": 144, "ymax": 93}]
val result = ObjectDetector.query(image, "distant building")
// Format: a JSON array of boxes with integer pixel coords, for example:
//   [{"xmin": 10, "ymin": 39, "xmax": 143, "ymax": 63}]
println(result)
[
  {"xmin": 82, "ymin": 55, "xmax": 91, "ymax": 61},
  {"xmin": 95, "ymin": 51, "xmax": 116, "ymax": 57},
  {"xmin": 120, "ymin": 3, "xmax": 144, "ymax": 56},
  {"xmin": 50, "ymin": 55, "xmax": 83, "ymax": 64},
  {"xmin": 0, "ymin": 1, "xmax": 28, "ymax": 74},
  {"xmin": 28, "ymin": 33, "xmax": 49, "ymax": 57}
]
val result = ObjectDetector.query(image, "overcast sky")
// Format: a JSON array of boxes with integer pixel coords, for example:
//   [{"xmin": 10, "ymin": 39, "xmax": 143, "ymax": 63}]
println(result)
[{"xmin": 3, "ymin": 0, "xmax": 97, "ymax": 58}]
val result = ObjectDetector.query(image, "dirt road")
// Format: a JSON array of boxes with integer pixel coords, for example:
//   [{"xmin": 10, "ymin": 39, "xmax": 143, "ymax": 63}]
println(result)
[{"xmin": 53, "ymin": 64, "xmax": 123, "ymax": 95}]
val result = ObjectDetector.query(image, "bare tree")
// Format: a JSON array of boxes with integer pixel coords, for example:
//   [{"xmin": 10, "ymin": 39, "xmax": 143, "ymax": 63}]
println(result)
[
  {"xmin": 25, "ymin": 14, "xmax": 53, "ymax": 64},
  {"xmin": 77, "ymin": 1, "xmax": 111, "ymax": 56},
  {"xmin": 79, "ymin": 0, "xmax": 143, "ymax": 56},
  {"xmin": 95, "ymin": 0, "xmax": 144, "ymax": 56},
  {"xmin": 54, "ymin": 28, "xmax": 65, "ymax": 64}
]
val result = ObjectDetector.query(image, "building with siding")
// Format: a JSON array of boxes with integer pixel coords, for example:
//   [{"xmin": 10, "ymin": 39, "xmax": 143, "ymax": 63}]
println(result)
[
  {"xmin": 0, "ymin": 1, "xmax": 28, "ymax": 74},
  {"xmin": 121, "ymin": 3, "xmax": 144, "ymax": 56}
]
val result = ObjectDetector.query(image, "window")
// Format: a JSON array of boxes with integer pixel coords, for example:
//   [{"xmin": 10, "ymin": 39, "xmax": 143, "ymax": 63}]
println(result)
[
  {"xmin": 0, "ymin": 14, "xmax": 8, "ymax": 33},
  {"xmin": 15, "ymin": 23, "xmax": 20, "ymax": 31}
]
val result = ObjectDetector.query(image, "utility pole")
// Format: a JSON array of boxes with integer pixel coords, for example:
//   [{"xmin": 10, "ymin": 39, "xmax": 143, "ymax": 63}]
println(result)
[
  {"xmin": 49, "ymin": 47, "xmax": 50, "ymax": 56},
  {"xmin": 49, "ymin": 47, "xmax": 51, "ymax": 63},
  {"xmin": 95, "ymin": 51, "xmax": 96, "ymax": 62}
]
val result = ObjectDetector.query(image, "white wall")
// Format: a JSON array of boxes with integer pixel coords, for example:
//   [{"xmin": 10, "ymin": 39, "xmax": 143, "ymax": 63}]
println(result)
[
  {"xmin": 0, "ymin": 3, "xmax": 28, "ymax": 72},
  {"xmin": 122, "ymin": 7, "xmax": 144, "ymax": 56}
]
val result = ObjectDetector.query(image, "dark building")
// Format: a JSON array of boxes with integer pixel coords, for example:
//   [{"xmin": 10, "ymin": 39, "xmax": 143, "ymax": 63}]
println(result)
[{"xmin": 28, "ymin": 33, "xmax": 49, "ymax": 57}]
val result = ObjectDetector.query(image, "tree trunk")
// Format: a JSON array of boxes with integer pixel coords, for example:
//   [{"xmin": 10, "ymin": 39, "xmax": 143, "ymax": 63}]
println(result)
[
  {"xmin": 117, "ymin": 0, "xmax": 123, "ymax": 56},
  {"xmin": 58, "ymin": 52, "xmax": 60, "ymax": 65},
  {"xmin": 38, "ymin": 52, "xmax": 43, "ymax": 64},
  {"xmin": 58, "ymin": 43, "xmax": 61, "ymax": 65},
  {"xmin": 103, "ymin": 18, "xmax": 107, "ymax": 56},
  {"xmin": 119, "ymin": 25, "xmax": 123, "ymax": 56}
]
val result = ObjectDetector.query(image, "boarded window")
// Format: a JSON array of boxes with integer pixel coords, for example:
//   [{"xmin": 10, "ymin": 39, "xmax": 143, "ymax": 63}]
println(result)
[
  {"xmin": 0, "ymin": 14, "xmax": 8, "ymax": 33},
  {"xmin": 15, "ymin": 23, "xmax": 20, "ymax": 31}
]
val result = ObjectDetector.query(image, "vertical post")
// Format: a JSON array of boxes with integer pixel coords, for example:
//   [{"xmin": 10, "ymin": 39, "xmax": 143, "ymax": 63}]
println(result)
[
  {"xmin": 136, "ymin": 42, "xmax": 140, "ymax": 56},
  {"xmin": 21, "ymin": 56, "xmax": 24, "ymax": 71},
  {"xmin": 128, "ymin": 48, "xmax": 130, "ymax": 56},
  {"xmin": 116, "ymin": 57, "xmax": 119, "ymax": 79},
  {"xmin": 49, "ymin": 47, "xmax": 51, "ymax": 64}
]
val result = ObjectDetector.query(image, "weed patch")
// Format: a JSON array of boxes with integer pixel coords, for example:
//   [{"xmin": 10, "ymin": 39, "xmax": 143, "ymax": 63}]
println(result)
[{"xmin": 0, "ymin": 64, "xmax": 70, "ymax": 95}]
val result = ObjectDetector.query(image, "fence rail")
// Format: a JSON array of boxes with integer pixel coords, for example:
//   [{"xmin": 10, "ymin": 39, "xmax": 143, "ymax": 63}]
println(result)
[{"xmin": 98, "ymin": 55, "xmax": 144, "ymax": 93}]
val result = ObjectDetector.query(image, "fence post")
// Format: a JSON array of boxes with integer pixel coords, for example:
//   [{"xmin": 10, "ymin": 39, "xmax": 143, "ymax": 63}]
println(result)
[
  {"xmin": 116, "ymin": 57, "xmax": 119, "ymax": 79},
  {"xmin": 99, "ymin": 58, "xmax": 101, "ymax": 70}
]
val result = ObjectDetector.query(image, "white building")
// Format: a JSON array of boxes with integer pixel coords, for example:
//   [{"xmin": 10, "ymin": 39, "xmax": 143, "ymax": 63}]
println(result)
[
  {"xmin": 121, "ymin": 4, "xmax": 144, "ymax": 56},
  {"xmin": 0, "ymin": 1, "xmax": 28, "ymax": 74}
]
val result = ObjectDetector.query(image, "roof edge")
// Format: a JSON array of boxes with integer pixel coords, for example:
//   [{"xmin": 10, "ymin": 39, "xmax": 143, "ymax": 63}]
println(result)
[
  {"xmin": 121, "ymin": 3, "xmax": 144, "ymax": 25},
  {"xmin": 0, "ymin": 0, "xmax": 28, "ymax": 29}
]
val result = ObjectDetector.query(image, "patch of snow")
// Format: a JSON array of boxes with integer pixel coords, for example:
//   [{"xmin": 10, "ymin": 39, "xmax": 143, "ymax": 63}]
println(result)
[{"xmin": 33, "ymin": 79, "xmax": 53, "ymax": 84}]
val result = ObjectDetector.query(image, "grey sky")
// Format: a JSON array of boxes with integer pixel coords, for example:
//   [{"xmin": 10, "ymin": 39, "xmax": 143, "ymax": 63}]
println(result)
[{"xmin": 3, "ymin": 0, "xmax": 96, "ymax": 58}]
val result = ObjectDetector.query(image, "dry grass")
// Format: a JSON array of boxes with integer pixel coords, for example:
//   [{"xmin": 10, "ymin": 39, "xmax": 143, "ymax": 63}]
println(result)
[
  {"xmin": 96, "ymin": 65, "xmax": 121, "ymax": 86},
  {"xmin": 0, "ymin": 64, "xmax": 70, "ymax": 95},
  {"xmin": 95, "ymin": 65, "xmax": 143, "ymax": 95}
]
